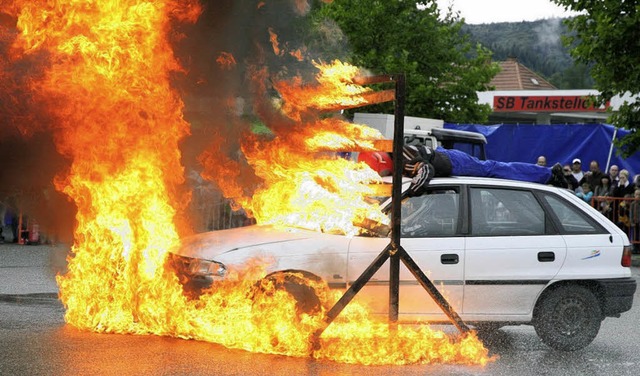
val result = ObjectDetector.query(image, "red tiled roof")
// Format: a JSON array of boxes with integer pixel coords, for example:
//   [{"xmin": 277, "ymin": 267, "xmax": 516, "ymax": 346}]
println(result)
[{"xmin": 490, "ymin": 57, "xmax": 557, "ymax": 90}]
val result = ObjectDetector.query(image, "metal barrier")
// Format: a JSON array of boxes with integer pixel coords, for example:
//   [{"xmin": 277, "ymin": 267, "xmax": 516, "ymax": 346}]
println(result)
[{"xmin": 591, "ymin": 195, "xmax": 640, "ymax": 245}]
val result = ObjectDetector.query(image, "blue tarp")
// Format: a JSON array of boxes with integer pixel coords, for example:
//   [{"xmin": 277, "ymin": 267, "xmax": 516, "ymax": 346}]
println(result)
[{"xmin": 444, "ymin": 123, "xmax": 640, "ymax": 178}]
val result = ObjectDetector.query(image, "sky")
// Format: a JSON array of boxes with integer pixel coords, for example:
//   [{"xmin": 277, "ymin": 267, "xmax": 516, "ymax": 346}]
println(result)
[{"xmin": 436, "ymin": 0, "xmax": 579, "ymax": 24}]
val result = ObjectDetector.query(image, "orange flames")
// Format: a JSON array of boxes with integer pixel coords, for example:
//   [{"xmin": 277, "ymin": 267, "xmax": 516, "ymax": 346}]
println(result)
[
  {"xmin": 2, "ymin": 0, "xmax": 491, "ymax": 366},
  {"xmin": 200, "ymin": 60, "xmax": 392, "ymax": 236},
  {"xmin": 216, "ymin": 52, "xmax": 236, "ymax": 70}
]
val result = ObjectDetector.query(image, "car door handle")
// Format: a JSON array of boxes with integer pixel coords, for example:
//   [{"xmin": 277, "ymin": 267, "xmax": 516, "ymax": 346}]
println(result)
[
  {"xmin": 538, "ymin": 251, "xmax": 555, "ymax": 262},
  {"xmin": 441, "ymin": 254, "xmax": 459, "ymax": 265}
]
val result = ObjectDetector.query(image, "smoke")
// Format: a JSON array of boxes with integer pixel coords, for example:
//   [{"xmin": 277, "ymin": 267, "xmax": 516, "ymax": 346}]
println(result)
[
  {"xmin": 174, "ymin": 0, "xmax": 347, "ymax": 230},
  {"xmin": 0, "ymin": 11, "xmax": 76, "ymax": 243},
  {"xmin": 534, "ymin": 18, "xmax": 563, "ymax": 49}
]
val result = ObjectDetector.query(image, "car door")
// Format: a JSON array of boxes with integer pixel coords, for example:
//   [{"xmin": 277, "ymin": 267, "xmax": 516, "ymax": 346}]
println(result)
[
  {"xmin": 463, "ymin": 186, "xmax": 567, "ymax": 318},
  {"xmin": 347, "ymin": 186, "xmax": 465, "ymax": 322}
]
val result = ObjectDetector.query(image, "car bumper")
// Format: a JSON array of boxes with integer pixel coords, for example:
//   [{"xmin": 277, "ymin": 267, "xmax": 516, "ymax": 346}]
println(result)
[{"xmin": 597, "ymin": 277, "xmax": 637, "ymax": 317}]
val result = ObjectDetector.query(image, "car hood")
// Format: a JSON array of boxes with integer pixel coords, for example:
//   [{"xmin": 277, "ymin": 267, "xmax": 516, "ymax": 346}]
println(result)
[{"xmin": 172, "ymin": 225, "xmax": 322, "ymax": 260}]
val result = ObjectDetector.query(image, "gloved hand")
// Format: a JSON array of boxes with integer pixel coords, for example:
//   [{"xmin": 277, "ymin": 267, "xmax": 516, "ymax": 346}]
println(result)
[{"xmin": 408, "ymin": 162, "xmax": 435, "ymax": 197}]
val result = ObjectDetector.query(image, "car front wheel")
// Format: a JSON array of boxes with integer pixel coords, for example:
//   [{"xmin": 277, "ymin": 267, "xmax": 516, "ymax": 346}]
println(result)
[
  {"xmin": 533, "ymin": 285, "xmax": 602, "ymax": 351},
  {"xmin": 252, "ymin": 270, "xmax": 327, "ymax": 317}
]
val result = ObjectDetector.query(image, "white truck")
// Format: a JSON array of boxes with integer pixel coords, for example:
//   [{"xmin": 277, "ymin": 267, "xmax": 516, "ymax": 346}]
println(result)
[{"xmin": 353, "ymin": 113, "xmax": 487, "ymax": 159}]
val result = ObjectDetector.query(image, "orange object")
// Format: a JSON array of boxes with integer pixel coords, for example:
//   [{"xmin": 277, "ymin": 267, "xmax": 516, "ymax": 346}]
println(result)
[{"xmin": 358, "ymin": 151, "xmax": 393, "ymax": 176}]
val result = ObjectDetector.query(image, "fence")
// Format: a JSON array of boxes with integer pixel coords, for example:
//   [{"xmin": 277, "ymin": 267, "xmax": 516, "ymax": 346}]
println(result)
[
  {"xmin": 189, "ymin": 186, "xmax": 254, "ymax": 233},
  {"xmin": 591, "ymin": 196, "xmax": 640, "ymax": 245}
]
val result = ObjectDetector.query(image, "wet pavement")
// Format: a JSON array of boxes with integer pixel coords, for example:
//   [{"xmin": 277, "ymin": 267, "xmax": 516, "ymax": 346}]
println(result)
[
  {"xmin": 0, "ymin": 243, "xmax": 67, "ymax": 299},
  {"xmin": 1, "ymin": 243, "xmax": 640, "ymax": 375}
]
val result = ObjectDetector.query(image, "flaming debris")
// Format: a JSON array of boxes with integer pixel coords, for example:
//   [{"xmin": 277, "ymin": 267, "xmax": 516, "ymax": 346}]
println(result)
[{"xmin": 0, "ymin": 0, "xmax": 491, "ymax": 366}]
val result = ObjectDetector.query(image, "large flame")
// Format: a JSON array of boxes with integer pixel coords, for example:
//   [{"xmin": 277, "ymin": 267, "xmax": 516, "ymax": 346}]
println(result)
[
  {"xmin": 2, "ymin": 0, "xmax": 492, "ymax": 366},
  {"xmin": 200, "ymin": 60, "xmax": 391, "ymax": 236}
]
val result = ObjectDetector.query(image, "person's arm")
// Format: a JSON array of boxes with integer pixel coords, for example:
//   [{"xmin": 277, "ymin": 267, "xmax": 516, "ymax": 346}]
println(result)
[
  {"xmin": 584, "ymin": 191, "xmax": 594, "ymax": 203},
  {"xmin": 402, "ymin": 145, "xmax": 436, "ymax": 197}
]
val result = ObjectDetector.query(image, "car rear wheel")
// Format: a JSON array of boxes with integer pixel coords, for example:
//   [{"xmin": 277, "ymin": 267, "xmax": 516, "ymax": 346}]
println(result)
[
  {"xmin": 252, "ymin": 270, "xmax": 327, "ymax": 317},
  {"xmin": 533, "ymin": 285, "xmax": 602, "ymax": 351}
]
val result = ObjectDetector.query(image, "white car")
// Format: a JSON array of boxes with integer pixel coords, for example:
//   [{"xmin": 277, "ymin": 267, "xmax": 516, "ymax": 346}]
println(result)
[{"xmin": 169, "ymin": 176, "xmax": 636, "ymax": 351}]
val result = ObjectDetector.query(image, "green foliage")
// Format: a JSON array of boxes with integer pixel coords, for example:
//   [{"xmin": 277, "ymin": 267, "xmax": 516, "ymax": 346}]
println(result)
[
  {"xmin": 309, "ymin": 0, "xmax": 499, "ymax": 123},
  {"xmin": 553, "ymin": 0, "xmax": 640, "ymax": 156}
]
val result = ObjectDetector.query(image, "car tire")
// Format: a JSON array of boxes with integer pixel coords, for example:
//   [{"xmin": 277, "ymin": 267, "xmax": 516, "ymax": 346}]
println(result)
[
  {"xmin": 533, "ymin": 285, "xmax": 602, "ymax": 351},
  {"xmin": 253, "ymin": 271, "xmax": 326, "ymax": 317}
]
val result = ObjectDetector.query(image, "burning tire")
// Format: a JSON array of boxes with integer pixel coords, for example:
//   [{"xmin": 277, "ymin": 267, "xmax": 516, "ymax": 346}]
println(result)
[
  {"xmin": 533, "ymin": 285, "xmax": 602, "ymax": 351},
  {"xmin": 252, "ymin": 270, "xmax": 327, "ymax": 317}
]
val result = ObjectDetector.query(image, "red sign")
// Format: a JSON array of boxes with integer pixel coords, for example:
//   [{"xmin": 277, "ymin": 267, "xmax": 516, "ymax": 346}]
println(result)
[{"xmin": 493, "ymin": 96, "xmax": 609, "ymax": 112}]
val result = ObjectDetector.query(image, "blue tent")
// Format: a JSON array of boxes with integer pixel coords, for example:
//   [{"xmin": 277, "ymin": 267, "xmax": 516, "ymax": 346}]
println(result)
[{"xmin": 444, "ymin": 123, "xmax": 640, "ymax": 178}]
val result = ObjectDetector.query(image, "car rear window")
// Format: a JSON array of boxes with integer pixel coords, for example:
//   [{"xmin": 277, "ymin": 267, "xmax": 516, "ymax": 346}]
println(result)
[{"xmin": 540, "ymin": 193, "xmax": 607, "ymax": 234}]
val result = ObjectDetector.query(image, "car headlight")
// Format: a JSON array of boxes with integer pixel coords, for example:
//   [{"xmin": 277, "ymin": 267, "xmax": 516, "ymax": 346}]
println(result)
[{"xmin": 188, "ymin": 258, "xmax": 227, "ymax": 278}]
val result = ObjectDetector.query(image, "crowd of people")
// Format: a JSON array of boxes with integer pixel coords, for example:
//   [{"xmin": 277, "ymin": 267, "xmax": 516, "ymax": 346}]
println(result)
[{"xmin": 538, "ymin": 155, "xmax": 640, "ymax": 244}]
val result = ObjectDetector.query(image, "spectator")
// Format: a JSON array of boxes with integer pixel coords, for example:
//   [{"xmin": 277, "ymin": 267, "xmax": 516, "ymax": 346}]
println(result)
[
  {"xmin": 3, "ymin": 207, "xmax": 18, "ymax": 243},
  {"xmin": 608, "ymin": 165, "xmax": 620, "ymax": 188},
  {"xmin": 571, "ymin": 158, "xmax": 584, "ymax": 183},
  {"xmin": 536, "ymin": 155, "xmax": 547, "ymax": 166},
  {"xmin": 594, "ymin": 175, "xmax": 613, "ymax": 197},
  {"xmin": 0, "ymin": 203, "xmax": 5, "ymax": 243},
  {"xmin": 579, "ymin": 160, "xmax": 606, "ymax": 190},
  {"xmin": 617, "ymin": 198, "xmax": 632, "ymax": 233},
  {"xmin": 594, "ymin": 175, "xmax": 614, "ymax": 219},
  {"xmin": 613, "ymin": 169, "xmax": 635, "ymax": 198},
  {"xmin": 563, "ymin": 164, "xmax": 579, "ymax": 191},
  {"xmin": 576, "ymin": 182, "xmax": 593, "ymax": 203},
  {"xmin": 612, "ymin": 170, "xmax": 634, "ymax": 230},
  {"xmin": 628, "ymin": 188, "xmax": 640, "ymax": 248}
]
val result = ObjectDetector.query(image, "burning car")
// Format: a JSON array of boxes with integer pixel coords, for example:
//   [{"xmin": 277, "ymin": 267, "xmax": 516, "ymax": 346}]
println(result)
[{"xmin": 170, "ymin": 176, "xmax": 637, "ymax": 351}]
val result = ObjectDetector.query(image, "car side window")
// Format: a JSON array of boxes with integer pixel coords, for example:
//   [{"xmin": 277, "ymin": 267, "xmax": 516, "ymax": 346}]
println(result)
[
  {"xmin": 471, "ymin": 187, "xmax": 545, "ymax": 236},
  {"xmin": 540, "ymin": 193, "xmax": 605, "ymax": 234},
  {"xmin": 400, "ymin": 189, "xmax": 459, "ymax": 238}
]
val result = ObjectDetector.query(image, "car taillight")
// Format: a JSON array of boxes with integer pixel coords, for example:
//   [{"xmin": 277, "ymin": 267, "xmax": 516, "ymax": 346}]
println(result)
[{"xmin": 621, "ymin": 245, "xmax": 633, "ymax": 267}]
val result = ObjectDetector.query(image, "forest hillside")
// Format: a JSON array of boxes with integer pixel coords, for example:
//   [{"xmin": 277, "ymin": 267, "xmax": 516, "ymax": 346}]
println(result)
[{"xmin": 462, "ymin": 19, "xmax": 593, "ymax": 89}]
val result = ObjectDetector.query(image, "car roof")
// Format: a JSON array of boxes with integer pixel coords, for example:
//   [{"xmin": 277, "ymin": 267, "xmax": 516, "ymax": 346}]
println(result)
[{"xmin": 382, "ymin": 175, "xmax": 561, "ymax": 192}]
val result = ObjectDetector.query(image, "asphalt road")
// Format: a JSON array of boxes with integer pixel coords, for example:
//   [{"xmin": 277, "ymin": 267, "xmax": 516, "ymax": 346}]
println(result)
[{"xmin": 1, "ymin": 243, "xmax": 640, "ymax": 376}]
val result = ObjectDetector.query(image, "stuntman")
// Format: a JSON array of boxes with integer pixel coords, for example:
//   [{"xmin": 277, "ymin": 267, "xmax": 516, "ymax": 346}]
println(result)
[{"xmin": 359, "ymin": 146, "xmax": 568, "ymax": 196}]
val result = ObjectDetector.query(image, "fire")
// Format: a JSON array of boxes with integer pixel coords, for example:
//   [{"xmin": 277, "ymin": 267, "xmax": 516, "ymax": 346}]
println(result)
[
  {"xmin": 2, "ymin": 0, "xmax": 492, "ymax": 367},
  {"xmin": 200, "ymin": 60, "xmax": 392, "ymax": 236},
  {"xmin": 268, "ymin": 27, "xmax": 281, "ymax": 56},
  {"xmin": 216, "ymin": 52, "xmax": 236, "ymax": 70},
  {"xmin": 274, "ymin": 60, "xmax": 373, "ymax": 120}
]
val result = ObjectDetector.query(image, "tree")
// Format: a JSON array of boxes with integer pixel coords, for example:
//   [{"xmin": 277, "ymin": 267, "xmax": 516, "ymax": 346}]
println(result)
[
  {"xmin": 553, "ymin": 0, "xmax": 640, "ymax": 156},
  {"xmin": 309, "ymin": 0, "xmax": 499, "ymax": 123}
]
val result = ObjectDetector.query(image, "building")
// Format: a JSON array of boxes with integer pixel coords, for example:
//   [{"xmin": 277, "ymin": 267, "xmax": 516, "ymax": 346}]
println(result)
[{"xmin": 477, "ymin": 58, "xmax": 630, "ymax": 124}]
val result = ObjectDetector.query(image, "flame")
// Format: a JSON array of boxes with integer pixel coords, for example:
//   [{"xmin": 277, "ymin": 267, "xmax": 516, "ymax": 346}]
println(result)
[
  {"xmin": 274, "ymin": 60, "xmax": 373, "ymax": 120},
  {"xmin": 2, "ymin": 0, "xmax": 492, "ymax": 367},
  {"xmin": 216, "ymin": 51, "xmax": 236, "ymax": 70},
  {"xmin": 200, "ymin": 61, "xmax": 393, "ymax": 236},
  {"xmin": 289, "ymin": 47, "xmax": 306, "ymax": 61},
  {"xmin": 268, "ymin": 27, "xmax": 281, "ymax": 56},
  {"xmin": 198, "ymin": 58, "xmax": 492, "ymax": 364},
  {"xmin": 268, "ymin": 28, "xmax": 307, "ymax": 61}
]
